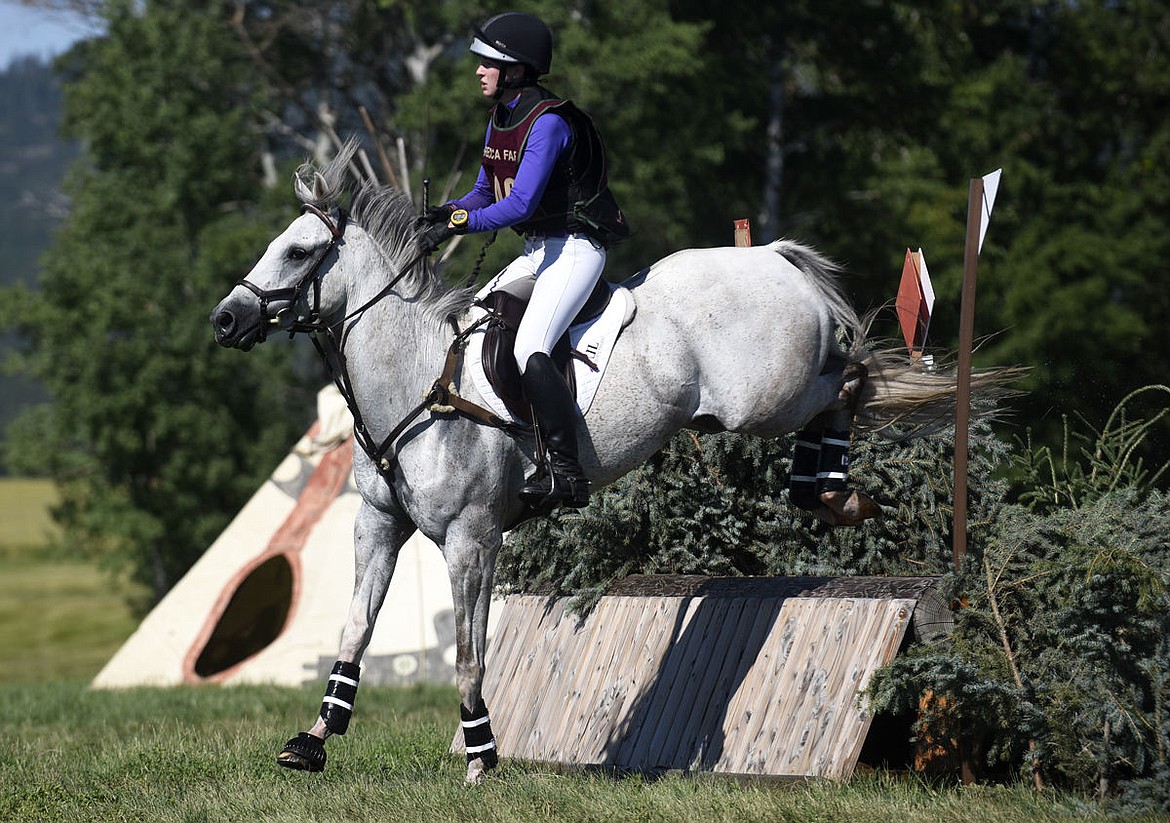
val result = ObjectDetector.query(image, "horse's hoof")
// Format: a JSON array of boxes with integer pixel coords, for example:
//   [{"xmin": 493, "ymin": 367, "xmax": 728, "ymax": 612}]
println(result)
[
  {"xmin": 277, "ymin": 732, "xmax": 326, "ymax": 772},
  {"xmin": 816, "ymin": 489, "xmax": 882, "ymax": 526},
  {"xmin": 465, "ymin": 755, "xmax": 495, "ymax": 785}
]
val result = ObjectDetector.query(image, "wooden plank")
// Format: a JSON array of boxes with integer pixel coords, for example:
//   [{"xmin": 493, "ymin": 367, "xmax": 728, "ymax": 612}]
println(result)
[
  {"xmin": 684, "ymin": 596, "xmax": 778, "ymax": 770},
  {"xmin": 623, "ymin": 597, "xmax": 704, "ymax": 767},
  {"xmin": 484, "ymin": 595, "xmax": 565, "ymax": 758},
  {"xmin": 484, "ymin": 595, "xmax": 546, "ymax": 749},
  {"xmin": 598, "ymin": 597, "xmax": 671, "ymax": 759},
  {"xmin": 552, "ymin": 597, "xmax": 628, "ymax": 760},
  {"xmin": 578, "ymin": 597, "xmax": 661, "ymax": 762},
  {"xmin": 831, "ymin": 598, "xmax": 915, "ymax": 777},
  {"xmin": 668, "ymin": 596, "xmax": 748, "ymax": 769},
  {"xmin": 718, "ymin": 601, "xmax": 802, "ymax": 773},
  {"xmin": 716, "ymin": 598, "xmax": 913, "ymax": 777},
  {"xmin": 650, "ymin": 596, "xmax": 730, "ymax": 767},
  {"xmin": 519, "ymin": 598, "xmax": 581, "ymax": 758},
  {"xmin": 462, "ymin": 578, "xmax": 921, "ymax": 779},
  {"xmin": 611, "ymin": 596, "xmax": 688, "ymax": 764},
  {"xmin": 643, "ymin": 596, "xmax": 730, "ymax": 770},
  {"xmin": 723, "ymin": 598, "xmax": 843, "ymax": 774}
]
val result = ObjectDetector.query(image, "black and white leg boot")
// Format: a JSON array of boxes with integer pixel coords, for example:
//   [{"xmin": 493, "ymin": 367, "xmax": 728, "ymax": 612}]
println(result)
[
  {"xmin": 277, "ymin": 660, "xmax": 360, "ymax": 772},
  {"xmin": 789, "ymin": 428, "xmax": 823, "ymax": 511},
  {"xmin": 461, "ymin": 698, "xmax": 498, "ymax": 782},
  {"xmin": 320, "ymin": 660, "xmax": 360, "ymax": 735},
  {"xmin": 814, "ymin": 428, "xmax": 881, "ymax": 526}
]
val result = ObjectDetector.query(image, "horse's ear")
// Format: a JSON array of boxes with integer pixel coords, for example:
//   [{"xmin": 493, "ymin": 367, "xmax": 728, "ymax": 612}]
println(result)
[
  {"xmin": 293, "ymin": 165, "xmax": 333, "ymax": 206},
  {"xmin": 311, "ymin": 172, "xmax": 330, "ymax": 201}
]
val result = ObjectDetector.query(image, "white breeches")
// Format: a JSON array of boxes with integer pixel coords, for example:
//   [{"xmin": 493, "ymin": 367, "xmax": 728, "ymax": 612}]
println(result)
[{"xmin": 477, "ymin": 234, "xmax": 606, "ymax": 371}]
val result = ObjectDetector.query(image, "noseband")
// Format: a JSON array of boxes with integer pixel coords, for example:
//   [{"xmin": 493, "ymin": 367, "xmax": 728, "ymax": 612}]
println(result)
[{"xmin": 234, "ymin": 204, "xmax": 348, "ymax": 341}]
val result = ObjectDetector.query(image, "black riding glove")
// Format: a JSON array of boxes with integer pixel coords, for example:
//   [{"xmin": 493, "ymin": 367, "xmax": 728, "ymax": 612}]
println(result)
[
  {"xmin": 414, "ymin": 203, "xmax": 455, "ymax": 230},
  {"xmin": 417, "ymin": 209, "xmax": 470, "ymax": 255},
  {"xmin": 418, "ymin": 221, "xmax": 456, "ymax": 254}
]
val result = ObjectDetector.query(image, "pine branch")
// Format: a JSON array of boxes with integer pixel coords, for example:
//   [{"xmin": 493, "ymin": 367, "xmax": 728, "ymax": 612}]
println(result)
[{"xmin": 984, "ymin": 553, "xmax": 1045, "ymax": 791}]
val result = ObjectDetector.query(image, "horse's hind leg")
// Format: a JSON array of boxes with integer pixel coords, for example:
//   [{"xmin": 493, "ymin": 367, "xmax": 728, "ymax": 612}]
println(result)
[
  {"xmin": 789, "ymin": 362, "xmax": 882, "ymax": 526},
  {"xmin": 277, "ymin": 502, "xmax": 413, "ymax": 772}
]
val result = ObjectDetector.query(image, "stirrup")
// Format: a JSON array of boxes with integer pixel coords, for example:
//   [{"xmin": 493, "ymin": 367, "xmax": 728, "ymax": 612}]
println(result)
[
  {"xmin": 519, "ymin": 468, "xmax": 590, "ymax": 509},
  {"xmin": 815, "ymin": 489, "xmax": 882, "ymax": 527}
]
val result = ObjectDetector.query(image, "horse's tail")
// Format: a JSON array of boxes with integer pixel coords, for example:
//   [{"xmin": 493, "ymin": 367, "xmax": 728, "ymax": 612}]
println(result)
[
  {"xmin": 771, "ymin": 239, "xmax": 865, "ymax": 346},
  {"xmin": 772, "ymin": 239, "xmax": 1025, "ymax": 438},
  {"xmin": 852, "ymin": 338, "xmax": 1026, "ymax": 437}
]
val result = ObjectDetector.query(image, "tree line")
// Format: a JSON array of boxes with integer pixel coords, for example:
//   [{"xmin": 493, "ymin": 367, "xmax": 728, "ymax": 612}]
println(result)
[
  {"xmin": 0, "ymin": 56, "xmax": 78, "ymax": 457},
  {"xmin": 3, "ymin": 0, "xmax": 1165, "ymax": 628}
]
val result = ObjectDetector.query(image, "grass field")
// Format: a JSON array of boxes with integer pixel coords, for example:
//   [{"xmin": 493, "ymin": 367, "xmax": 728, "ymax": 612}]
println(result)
[
  {"xmin": 0, "ymin": 477, "xmax": 60, "ymax": 551},
  {"xmin": 1, "ymin": 681, "xmax": 1119, "ymax": 823},
  {"xmin": 0, "ymin": 478, "xmax": 141, "ymax": 684}
]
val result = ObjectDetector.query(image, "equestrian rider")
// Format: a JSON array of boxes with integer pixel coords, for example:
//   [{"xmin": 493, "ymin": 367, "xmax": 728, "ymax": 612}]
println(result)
[{"xmin": 418, "ymin": 11, "xmax": 629, "ymax": 510}]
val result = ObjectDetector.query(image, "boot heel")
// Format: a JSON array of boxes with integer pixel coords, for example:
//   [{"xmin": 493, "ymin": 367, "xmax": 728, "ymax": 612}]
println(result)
[{"xmin": 563, "ymin": 477, "xmax": 590, "ymax": 508}]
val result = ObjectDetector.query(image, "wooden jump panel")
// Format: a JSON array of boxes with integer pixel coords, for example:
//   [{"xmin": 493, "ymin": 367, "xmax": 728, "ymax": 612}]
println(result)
[{"xmin": 455, "ymin": 576, "xmax": 936, "ymax": 779}]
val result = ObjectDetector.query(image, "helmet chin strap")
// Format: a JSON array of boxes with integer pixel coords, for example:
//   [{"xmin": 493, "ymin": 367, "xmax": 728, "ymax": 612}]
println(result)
[{"xmin": 494, "ymin": 66, "xmax": 536, "ymax": 99}]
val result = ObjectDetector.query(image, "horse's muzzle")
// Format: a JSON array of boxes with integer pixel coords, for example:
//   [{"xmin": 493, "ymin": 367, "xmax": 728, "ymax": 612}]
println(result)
[{"xmin": 210, "ymin": 292, "xmax": 265, "ymax": 351}]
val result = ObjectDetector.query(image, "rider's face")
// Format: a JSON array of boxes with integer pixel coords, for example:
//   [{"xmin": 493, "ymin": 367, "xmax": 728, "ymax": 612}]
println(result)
[
  {"xmin": 476, "ymin": 60, "xmax": 502, "ymax": 98},
  {"xmin": 477, "ymin": 59, "xmax": 522, "ymax": 100}
]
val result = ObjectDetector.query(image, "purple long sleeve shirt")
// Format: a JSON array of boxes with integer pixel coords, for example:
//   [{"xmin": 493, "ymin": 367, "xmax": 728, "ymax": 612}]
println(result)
[{"xmin": 452, "ymin": 104, "xmax": 572, "ymax": 234}]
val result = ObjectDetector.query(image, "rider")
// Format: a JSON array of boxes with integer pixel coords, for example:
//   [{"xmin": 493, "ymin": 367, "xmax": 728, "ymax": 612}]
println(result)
[{"xmin": 418, "ymin": 11, "xmax": 629, "ymax": 510}]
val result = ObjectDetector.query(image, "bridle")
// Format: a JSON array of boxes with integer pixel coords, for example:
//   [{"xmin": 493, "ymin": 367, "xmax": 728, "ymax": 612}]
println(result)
[
  {"xmin": 234, "ymin": 202, "xmax": 518, "ymax": 481},
  {"xmin": 233, "ymin": 204, "xmax": 349, "ymax": 342}
]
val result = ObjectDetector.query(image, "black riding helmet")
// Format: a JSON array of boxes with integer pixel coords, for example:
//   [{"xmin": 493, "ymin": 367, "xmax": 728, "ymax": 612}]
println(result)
[{"xmin": 470, "ymin": 11, "xmax": 553, "ymax": 89}]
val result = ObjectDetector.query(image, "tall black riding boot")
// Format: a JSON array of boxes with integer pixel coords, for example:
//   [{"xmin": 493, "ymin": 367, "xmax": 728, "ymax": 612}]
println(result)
[{"xmin": 518, "ymin": 352, "xmax": 591, "ymax": 509}]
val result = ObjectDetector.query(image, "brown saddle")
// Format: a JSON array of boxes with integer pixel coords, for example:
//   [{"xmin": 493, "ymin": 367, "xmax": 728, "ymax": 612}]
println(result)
[{"xmin": 480, "ymin": 275, "xmax": 612, "ymax": 424}]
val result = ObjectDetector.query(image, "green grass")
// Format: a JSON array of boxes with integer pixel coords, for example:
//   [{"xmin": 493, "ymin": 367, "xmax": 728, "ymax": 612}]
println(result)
[
  {"xmin": 0, "ymin": 555, "xmax": 141, "ymax": 683},
  {"xmin": 0, "ymin": 477, "xmax": 60, "ymax": 553},
  {"xmin": 0, "ymin": 681, "xmax": 1119, "ymax": 823},
  {"xmin": 0, "ymin": 477, "xmax": 141, "ymax": 684}
]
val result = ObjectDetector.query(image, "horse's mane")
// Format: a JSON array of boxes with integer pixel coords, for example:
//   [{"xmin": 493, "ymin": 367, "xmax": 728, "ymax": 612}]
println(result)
[{"xmin": 293, "ymin": 140, "xmax": 474, "ymax": 323}]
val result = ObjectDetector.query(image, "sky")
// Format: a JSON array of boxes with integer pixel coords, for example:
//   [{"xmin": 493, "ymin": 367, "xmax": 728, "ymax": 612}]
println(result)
[{"xmin": 0, "ymin": 1, "xmax": 93, "ymax": 69}]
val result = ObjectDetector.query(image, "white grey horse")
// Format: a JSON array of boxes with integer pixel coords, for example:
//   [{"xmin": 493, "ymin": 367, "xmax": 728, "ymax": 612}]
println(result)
[{"xmin": 210, "ymin": 146, "xmax": 1007, "ymax": 783}]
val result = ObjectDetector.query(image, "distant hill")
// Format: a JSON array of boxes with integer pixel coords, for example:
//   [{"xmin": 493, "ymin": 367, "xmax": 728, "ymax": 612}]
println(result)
[{"xmin": 0, "ymin": 55, "xmax": 80, "ymax": 472}]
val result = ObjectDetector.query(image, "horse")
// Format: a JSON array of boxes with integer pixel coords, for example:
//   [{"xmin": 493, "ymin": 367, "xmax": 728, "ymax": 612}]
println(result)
[{"xmin": 210, "ymin": 144, "xmax": 1009, "ymax": 784}]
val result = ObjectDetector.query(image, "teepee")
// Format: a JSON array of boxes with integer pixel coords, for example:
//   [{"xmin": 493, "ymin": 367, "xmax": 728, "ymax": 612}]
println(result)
[{"xmin": 92, "ymin": 386, "xmax": 500, "ymax": 689}]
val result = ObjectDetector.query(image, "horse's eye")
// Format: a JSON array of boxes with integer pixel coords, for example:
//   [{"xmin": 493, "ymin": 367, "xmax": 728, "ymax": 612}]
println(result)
[{"xmin": 288, "ymin": 246, "xmax": 310, "ymax": 261}]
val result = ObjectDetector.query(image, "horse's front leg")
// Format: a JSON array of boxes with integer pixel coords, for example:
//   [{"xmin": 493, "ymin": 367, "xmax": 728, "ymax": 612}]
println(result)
[
  {"xmin": 443, "ymin": 514, "xmax": 503, "ymax": 784},
  {"xmin": 277, "ymin": 500, "xmax": 414, "ymax": 772}
]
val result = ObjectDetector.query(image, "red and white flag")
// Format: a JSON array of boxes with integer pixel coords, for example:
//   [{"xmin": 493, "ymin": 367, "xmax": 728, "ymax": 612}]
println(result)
[{"xmin": 896, "ymin": 248, "xmax": 935, "ymax": 354}]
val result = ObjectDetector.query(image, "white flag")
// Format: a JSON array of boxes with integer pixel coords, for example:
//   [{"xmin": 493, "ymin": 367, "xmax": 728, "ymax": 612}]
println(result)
[{"xmin": 978, "ymin": 168, "xmax": 1002, "ymax": 254}]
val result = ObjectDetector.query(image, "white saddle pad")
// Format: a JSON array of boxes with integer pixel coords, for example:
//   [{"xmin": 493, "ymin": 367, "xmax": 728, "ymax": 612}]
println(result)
[{"xmin": 463, "ymin": 284, "xmax": 636, "ymax": 424}]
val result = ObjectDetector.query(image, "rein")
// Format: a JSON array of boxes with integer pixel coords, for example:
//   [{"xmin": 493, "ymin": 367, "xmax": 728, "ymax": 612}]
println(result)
[{"xmin": 242, "ymin": 204, "xmax": 520, "ymax": 480}]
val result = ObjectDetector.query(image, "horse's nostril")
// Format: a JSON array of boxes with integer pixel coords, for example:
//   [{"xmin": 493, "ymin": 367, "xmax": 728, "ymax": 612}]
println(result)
[{"xmin": 214, "ymin": 310, "xmax": 235, "ymax": 335}]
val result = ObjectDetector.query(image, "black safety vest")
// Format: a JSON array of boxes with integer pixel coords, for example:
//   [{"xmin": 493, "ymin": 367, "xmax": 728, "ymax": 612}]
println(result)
[{"xmin": 483, "ymin": 87, "xmax": 630, "ymax": 244}]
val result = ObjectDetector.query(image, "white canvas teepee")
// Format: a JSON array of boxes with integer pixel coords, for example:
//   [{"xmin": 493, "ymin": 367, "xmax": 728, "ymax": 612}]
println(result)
[{"xmin": 92, "ymin": 386, "xmax": 500, "ymax": 689}]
